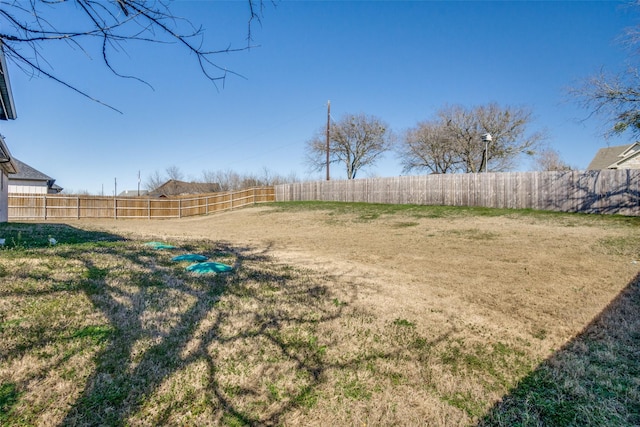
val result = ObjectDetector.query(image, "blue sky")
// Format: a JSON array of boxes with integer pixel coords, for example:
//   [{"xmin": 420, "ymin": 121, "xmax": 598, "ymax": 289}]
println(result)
[{"xmin": 1, "ymin": 0, "xmax": 638, "ymax": 194}]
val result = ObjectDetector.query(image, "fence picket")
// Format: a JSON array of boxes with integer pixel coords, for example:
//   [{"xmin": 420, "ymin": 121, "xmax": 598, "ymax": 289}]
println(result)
[
  {"xmin": 8, "ymin": 187, "xmax": 275, "ymax": 221},
  {"xmin": 274, "ymin": 171, "xmax": 640, "ymax": 216}
]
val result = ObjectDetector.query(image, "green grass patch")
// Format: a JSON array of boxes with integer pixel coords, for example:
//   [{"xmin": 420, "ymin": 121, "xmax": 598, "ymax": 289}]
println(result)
[
  {"xmin": 596, "ymin": 235, "xmax": 640, "ymax": 258},
  {"xmin": 479, "ymin": 276, "xmax": 640, "ymax": 426},
  {"xmin": 68, "ymin": 325, "xmax": 114, "ymax": 344},
  {"xmin": 0, "ymin": 383, "xmax": 22, "ymax": 423},
  {"xmin": 392, "ymin": 318, "xmax": 415, "ymax": 328},
  {"xmin": 268, "ymin": 201, "xmax": 640, "ymax": 226},
  {"xmin": 1, "ymin": 212, "xmax": 638, "ymax": 426},
  {"xmin": 0, "ymin": 223, "xmax": 123, "ymax": 249}
]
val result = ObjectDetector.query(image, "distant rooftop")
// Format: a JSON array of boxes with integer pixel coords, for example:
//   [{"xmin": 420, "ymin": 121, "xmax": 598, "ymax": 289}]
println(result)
[{"xmin": 586, "ymin": 144, "xmax": 632, "ymax": 170}]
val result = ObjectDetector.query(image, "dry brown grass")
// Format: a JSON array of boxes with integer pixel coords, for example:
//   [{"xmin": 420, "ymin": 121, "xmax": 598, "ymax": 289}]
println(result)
[{"xmin": 1, "ymin": 203, "xmax": 638, "ymax": 426}]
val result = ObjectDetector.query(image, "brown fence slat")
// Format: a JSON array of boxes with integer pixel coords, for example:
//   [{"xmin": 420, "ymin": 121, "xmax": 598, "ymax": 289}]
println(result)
[
  {"xmin": 274, "ymin": 171, "xmax": 640, "ymax": 216},
  {"xmin": 8, "ymin": 187, "xmax": 275, "ymax": 221}
]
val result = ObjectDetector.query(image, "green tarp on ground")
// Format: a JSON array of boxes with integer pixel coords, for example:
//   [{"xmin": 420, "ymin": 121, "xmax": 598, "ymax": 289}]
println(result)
[
  {"xmin": 172, "ymin": 254, "xmax": 208, "ymax": 262},
  {"xmin": 144, "ymin": 241, "xmax": 177, "ymax": 250},
  {"xmin": 186, "ymin": 262, "xmax": 233, "ymax": 274}
]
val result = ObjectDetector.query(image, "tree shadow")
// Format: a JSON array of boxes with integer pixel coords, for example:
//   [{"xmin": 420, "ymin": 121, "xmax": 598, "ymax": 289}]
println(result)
[
  {"xmin": 478, "ymin": 272, "xmax": 640, "ymax": 426},
  {"xmin": 33, "ymin": 231, "xmax": 436, "ymax": 426},
  {"xmin": 1, "ymin": 224, "xmax": 467, "ymax": 425},
  {"xmin": 0, "ymin": 222, "xmax": 124, "ymax": 248},
  {"xmin": 541, "ymin": 170, "xmax": 640, "ymax": 216}
]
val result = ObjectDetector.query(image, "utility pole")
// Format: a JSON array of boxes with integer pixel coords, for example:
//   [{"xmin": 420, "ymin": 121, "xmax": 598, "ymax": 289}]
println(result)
[{"xmin": 326, "ymin": 100, "xmax": 330, "ymax": 181}]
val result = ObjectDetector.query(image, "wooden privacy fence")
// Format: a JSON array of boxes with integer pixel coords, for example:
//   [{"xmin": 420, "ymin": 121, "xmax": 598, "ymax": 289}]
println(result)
[
  {"xmin": 9, "ymin": 187, "xmax": 275, "ymax": 220},
  {"xmin": 274, "ymin": 170, "xmax": 640, "ymax": 216}
]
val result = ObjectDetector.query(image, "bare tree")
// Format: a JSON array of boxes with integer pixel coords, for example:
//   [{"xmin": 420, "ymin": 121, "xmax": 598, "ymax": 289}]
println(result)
[
  {"xmin": 572, "ymin": 67, "xmax": 640, "ymax": 139},
  {"xmin": 306, "ymin": 113, "xmax": 392, "ymax": 179},
  {"xmin": 474, "ymin": 103, "xmax": 544, "ymax": 171},
  {"xmin": 201, "ymin": 169, "xmax": 243, "ymax": 191},
  {"xmin": 201, "ymin": 169, "xmax": 218, "ymax": 185},
  {"xmin": 398, "ymin": 120, "xmax": 460, "ymax": 174},
  {"xmin": 144, "ymin": 169, "xmax": 164, "ymax": 191},
  {"xmin": 165, "ymin": 165, "xmax": 184, "ymax": 181},
  {"xmin": 570, "ymin": 1, "xmax": 640, "ymax": 139},
  {"xmin": 532, "ymin": 147, "xmax": 573, "ymax": 171},
  {"xmin": 0, "ymin": 0, "xmax": 262, "ymax": 111},
  {"xmin": 398, "ymin": 104, "xmax": 543, "ymax": 174}
]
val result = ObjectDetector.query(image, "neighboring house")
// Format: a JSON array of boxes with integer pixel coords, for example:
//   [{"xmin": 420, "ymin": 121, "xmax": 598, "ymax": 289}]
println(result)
[
  {"xmin": 118, "ymin": 189, "xmax": 149, "ymax": 197},
  {"xmin": 0, "ymin": 137, "xmax": 17, "ymax": 222},
  {"xmin": 0, "ymin": 41, "xmax": 18, "ymax": 222},
  {"xmin": 8, "ymin": 158, "xmax": 63, "ymax": 194},
  {"xmin": 587, "ymin": 142, "xmax": 640, "ymax": 170},
  {"xmin": 149, "ymin": 179, "xmax": 220, "ymax": 197}
]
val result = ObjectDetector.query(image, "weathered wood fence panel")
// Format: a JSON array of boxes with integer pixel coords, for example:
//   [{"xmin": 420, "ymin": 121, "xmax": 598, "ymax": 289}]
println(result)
[
  {"xmin": 274, "ymin": 171, "xmax": 640, "ymax": 216},
  {"xmin": 8, "ymin": 187, "xmax": 275, "ymax": 220}
]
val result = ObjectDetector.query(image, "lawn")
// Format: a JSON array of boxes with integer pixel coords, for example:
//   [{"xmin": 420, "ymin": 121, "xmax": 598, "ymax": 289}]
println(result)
[{"xmin": 0, "ymin": 203, "xmax": 638, "ymax": 426}]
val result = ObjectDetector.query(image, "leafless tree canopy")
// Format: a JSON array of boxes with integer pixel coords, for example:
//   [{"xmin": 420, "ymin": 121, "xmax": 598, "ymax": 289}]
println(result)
[
  {"xmin": 571, "ymin": 1, "xmax": 640, "ymax": 138},
  {"xmin": 572, "ymin": 68, "xmax": 640, "ymax": 139},
  {"xmin": 397, "ymin": 103, "xmax": 544, "ymax": 174},
  {"xmin": 532, "ymin": 147, "xmax": 573, "ymax": 171},
  {"xmin": 0, "ymin": 0, "xmax": 261, "ymax": 111},
  {"xmin": 165, "ymin": 165, "xmax": 184, "ymax": 181},
  {"xmin": 145, "ymin": 166, "xmax": 298, "ymax": 194},
  {"xmin": 399, "ymin": 121, "xmax": 459, "ymax": 174},
  {"xmin": 144, "ymin": 169, "xmax": 164, "ymax": 191},
  {"xmin": 306, "ymin": 113, "xmax": 392, "ymax": 179}
]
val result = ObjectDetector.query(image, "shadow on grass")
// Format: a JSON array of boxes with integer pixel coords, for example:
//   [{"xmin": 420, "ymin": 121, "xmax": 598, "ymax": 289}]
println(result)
[
  {"xmin": 478, "ymin": 272, "xmax": 640, "ymax": 426},
  {"xmin": 0, "ymin": 222, "xmax": 124, "ymax": 248},
  {"xmin": 0, "ymin": 226, "xmax": 424, "ymax": 426},
  {"xmin": 0, "ymin": 223, "xmax": 354, "ymax": 425}
]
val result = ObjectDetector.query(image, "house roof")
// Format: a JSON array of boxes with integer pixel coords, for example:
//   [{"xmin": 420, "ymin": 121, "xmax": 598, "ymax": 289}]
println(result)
[
  {"xmin": 0, "ymin": 135, "xmax": 16, "ymax": 174},
  {"xmin": 149, "ymin": 179, "xmax": 221, "ymax": 197},
  {"xmin": 586, "ymin": 144, "xmax": 634, "ymax": 170},
  {"xmin": 118, "ymin": 189, "xmax": 149, "ymax": 197},
  {"xmin": 0, "ymin": 42, "xmax": 16, "ymax": 121},
  {"xmin": 50, "ymin": 183, "xmax": 64, "ymax": 193},
  {"xmin": 610, "ymin": 148, "xmax": 640, "ymax": 169},
  {"xmin": 10, "ymin": 158, "xmax": 53, "ymax": 182}
]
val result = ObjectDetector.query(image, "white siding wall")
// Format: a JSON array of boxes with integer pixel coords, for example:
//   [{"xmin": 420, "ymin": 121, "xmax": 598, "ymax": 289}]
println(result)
[
  {"xmin": 0, "ymin": 171, "xmax": 8, "ymax": 222},
  {"xmin": 619, "ymin": 156, "xmax": 640, "ymax": 169},
  {"xmin": 8, "ymin": 180, "xmax": 48, "ymax": 194}
]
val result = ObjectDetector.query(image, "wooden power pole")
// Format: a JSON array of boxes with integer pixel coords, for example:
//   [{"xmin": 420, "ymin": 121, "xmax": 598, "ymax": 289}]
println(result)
[{"xmin": 326, "ymin": 100, "xmax": 330, "ymax": 181}]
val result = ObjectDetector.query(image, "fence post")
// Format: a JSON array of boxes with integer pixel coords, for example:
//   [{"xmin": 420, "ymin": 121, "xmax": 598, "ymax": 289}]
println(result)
[
  {"xmin": 148, "ymin": 198, "xmax": 151, "ymax": 219},
  {"xmin": 77, "ymin": 196, "xmax": 80, "ymax": 219},
  {"xmin": 43, "ymin": 194, "xmax": 47, "ymax": 220},
  {"xmin": 230, "ymin": 191, "xmax": 234, "ymax": 210},
  {"xmin": 114, "ymin": 198, "xmax": 117, "ymax": 220},
  {"xmin": 206, "ymin": 196, "xmax": 209, "ymax": 215},
  {"xmin": 179, "ymin": 199, "xmax": 182, "ymax": 218}
]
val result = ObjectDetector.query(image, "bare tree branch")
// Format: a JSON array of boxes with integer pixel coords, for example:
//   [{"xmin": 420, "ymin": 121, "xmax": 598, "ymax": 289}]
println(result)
[
  {"xmin": 397, "ymin": 103, "xmax": 544, "ymax": 174},
  {"xmin": 571, "ymin": 68, "xmax": 640, "ymax": 138},
  {"xmin": 571, "ymin": 2, "xmax": 640, "ymax": 139},
  {"xmin": 0, "ymin": 0, "xmax": 263, "ymax": 111},
  {"xmin": 532, "ymin": 147, "xmax": 573, "ymax": 171},
  {"xmin": 306, "ymin": 113, "xmax": 392, "ymax": 179},
  {"xmin": 397, "ymin": 121, "xmax": 460, "ymax": 174}
]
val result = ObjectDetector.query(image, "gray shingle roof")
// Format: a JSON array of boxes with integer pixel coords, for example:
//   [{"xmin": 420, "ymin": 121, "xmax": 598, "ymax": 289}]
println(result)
[
  {"xmin": 0, "ymin": 135, "xmax": 16, "ymax": 174},
  {"xmin": 149, "ymin": 179, "xmax": 221, "ymax": 197},
  {"xmin": 10, "ymin": 158, "xmax": 53, "ymax": 181},
  {"xmin": 586, "ymin": 144, "xmax": 632, "ymax": 170}
]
